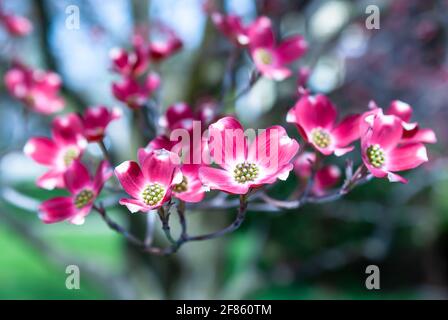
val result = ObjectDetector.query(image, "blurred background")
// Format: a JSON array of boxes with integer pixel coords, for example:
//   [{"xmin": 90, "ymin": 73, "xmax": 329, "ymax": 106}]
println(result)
[{"xmin": 0, "ymin": 0, "xmax": 447, "ymax": 299}]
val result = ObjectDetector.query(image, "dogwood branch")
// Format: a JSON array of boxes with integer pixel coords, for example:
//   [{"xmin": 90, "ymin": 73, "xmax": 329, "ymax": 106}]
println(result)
[{"xmin": 94, "ymin": 195, "xmax": 249, "ymax": 256}]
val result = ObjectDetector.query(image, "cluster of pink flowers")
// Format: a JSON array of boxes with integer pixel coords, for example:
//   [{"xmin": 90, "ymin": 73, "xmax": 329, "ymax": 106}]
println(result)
[
  {"xmin": 23, "ymin": 106, "xmax": 120, "ymax": 223},
  {"xmin": 111, "ymin": 23, "xmax": 182, "ymax": 109},
  {"xmin": 14, "ymin": 9, "xmax": 436, "ymax": 236},
  {"xmin": 287, "ymin": 95, "xmax": 436, "ymax": 186},
  {"xmin": 4, "ymin": 63, "xmax": 65, "ymax": 114},
  {"xmin": 211, "ymin": 13, "xmax": 307, "ymax": 80}
]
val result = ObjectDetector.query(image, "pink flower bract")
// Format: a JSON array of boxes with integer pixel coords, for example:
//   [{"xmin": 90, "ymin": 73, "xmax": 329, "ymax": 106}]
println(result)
[
  {"xmin": 199, "ymin": 117, "xmax": 299, "ymax": 195},
  {"xmin": 294, "ymin": 152, "xmax": 341, "ymax": 196},
  {"xmin": 287, "ymin": 94, "xmax": 361, "ymax": 156},
  {"xmin": 112, "ymin": 73, "xmax": 160, "ymax": 109},
  {"xmin": 4, "ymin": 64, "xmax": 64, "ymax": 114},
  {"xmin": 81, "ymin": 106, "xmax": 122, "ymax": 142},
  {"xmin": 115, "ymin": 149, "xmax": 183, "ymax": 213},
  {"xmin": 39, "ymin": 160, "xmax": 112, "ymax": 225},
  {"xmin": 248, "ymin": 16, "xmax": 307, "ymax": 81},
  {"xmin": 24, "ymin": 113, "xmax": 87, "ymax": 189},
  {"xmin": 1, "ymin": 14, "xmax": 33, "ymax": 37},
  {"xmin": 385, "ymin": 100, "xmax": 437, "ymax": 145},
  {"xmin": 360, "ymin": 109, "xmax": 429, "ymax": 183},
  {"xmin": 211, "ymin": 12, "xmax": 250, "ymax": 46}
]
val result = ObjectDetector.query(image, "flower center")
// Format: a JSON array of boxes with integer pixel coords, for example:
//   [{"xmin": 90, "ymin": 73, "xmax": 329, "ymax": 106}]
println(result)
[
  {"xmin": 255, "ymin": 48, "xmax": 273, "ymax": 65},
  {"xmin": 311, "ymin": 128, "xmax": 331, "ymax": 148},
  {"xmin": 141, "ymin": 183, "xmax": 165, "ymax": 206},
  {"xmin": 233, "ymin": 162, "xmax": 259, "ymax": 184},
  {"xmin": 74, "ymin": 189, "xmax": 94, "ymax": 209},
  {"xmin": 63, "ymin": 148, "xmax": 79, "ymax": 166},
  {"xmin": 173, "ymin": 176, "xmax": 188, "ymax": 193},
  {"xmin": 366, "ymin": 144, "xmax": 385, "ymax": 168}
]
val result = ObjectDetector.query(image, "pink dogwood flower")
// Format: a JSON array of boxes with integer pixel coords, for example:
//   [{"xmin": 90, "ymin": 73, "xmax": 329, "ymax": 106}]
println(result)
[
  {"xmin": 39, "ymin": 160, "xmax": 112, "ymax": 225},
  {"xmin": 0, "ymin": 13, "xmax": 32, "ymax": 36},
  {"xmin": 199, "ymin": 117, "xmax": 299, "ymax": 194},
  {"xmin": 211, "ymin": 12, "xmax": 250, "ymax": 46},
  {"xmin": 161, "ymin": 101, "xmax": 218, "ymax": 133},
  {"xmin": 4, "ymin": 64, "xmax": 64, "ymax": 114},
  {"xmin": 148, "ymin": 36, "xmax": 183, "ymax": 62},
  {"xmin": 145, "ymin": 101, "xmax": 219, "ymax": 159},
  {"xmin": 112, "ymin": 73, "xmax": 160, "ymax": 109},
  {"xmin": 294, "ymin": 152, "xmax": 340, "ymax": 195},
  {"xmin": 81, "ymin": 106, "xmax": 122, "ymax": 142},
  {"xmin": 137, "ymin": 144, "xmax": 205, "ymax": 203},
  {"xmin": 248, "ymin": 16, "xmax": 307, "ymax": 80},
  {"xmin": 385, "ymin": 100, "xmax": 437, "ymax": 145},
  {"xmin": 109, "ymin": 46, "xmax": 148, "ymax": 77},
  {"xmin": 169, "ymin": 164, "xmax": 204, "ymax": 203},
  {"xmin": 24, "ymin": 113, "xmax": 87, "ymax": 189},
  {"xmin": 287, "ymin": 94, "xmax": 361, "ymax": 156},
  {"xmin": 360, "ymin": 109, "xmax": 429, "ymax": 183},
  {"xmin": 115, "ymin": 149, "xmax": 183, "ymax": 213}
]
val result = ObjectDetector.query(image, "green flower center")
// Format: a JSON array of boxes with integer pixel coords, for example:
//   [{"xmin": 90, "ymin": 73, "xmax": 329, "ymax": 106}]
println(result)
[
  {"xmin": 311, "ymin": 128, "xmax": 331, "ymax": 148},
  {"xmin": 63, "ymin": 148, "xmax": 79, "ymax": 167},
  {"xmin": 233, "ymin": 162, "xmax": 259, "ymax": 184},
  {"xmin": 255, "ymin": 48, "xmax": 273, "ymax": 65},
  {"xmin": 367, "ymin": 144, "xmax": 385, "ymax": 168},
  {"xmin": 141, "ymin": 183, "xmax": 165, "ymax": 206},
  {"xmin": 74, "ymin": 189, "xmax": 94, "ymax": 209},
  {"xmin": 173, "ymin": 176, "xmax": 188, "ymax": 193}
]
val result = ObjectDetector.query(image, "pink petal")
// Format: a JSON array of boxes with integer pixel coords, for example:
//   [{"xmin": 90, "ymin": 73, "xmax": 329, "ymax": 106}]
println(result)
[
  {"xmin": 175, "ymin": 179, "xmax": 205, "ymax": 203},
  {"xmin": 368, "ymin": 113, "xmax": 403, "ymax": 151},
  {"xmin": 93, "ymin": 160, "xmax": 112, "ymax": 194},
  {"xmin": 255, "ymin": 64, "xmax": 292, "ymax": 81},
  {"xmin": 52, "ymin": 113, "xmax": 86, "ymax": 146},
  {"xmin": 83, "ymin": 106, "xmax": 121, "ymax": 142},
  {"xmin": 114, "ymin": 161, "xmax": 146, "ymax": 198},
  {"xmin": 387, "ymin": 100, "xmax": 412, "ymax": 123},
  {"xmin": 314, "ymin": 165, "xmax": 340, "ymax": 193},
  {"xmin": 146, "ymin": 72, "xmax": 160, "ymax": 92},
  {"xmin": 199, "ymin": 167, "xmax": 250, "ymax": 195},
  {"xmin": 141, "ymin": 149, "xmax": 181, "ymax": 187},
  {"xmin": 293, "ymin": 152, "xmax": 316, "ymax": 178},
  {"xmin": 39, "ymin": 197, "xmax": 76, "ymax": 224},
  {"xmin": 211, "ymin": 13, "xmax": 249, "ymax": 46},
  {"xmin": 37, "ymin": 169, "xmax": 65, "ymax": 190},
  {"xmin": 165, "ymin": 102, "xmax": 194, "ymax": 129},
  {"xmin": 119, "ymin": 198, "xmax": 150, "ymax": 213},
  {"xmin": 387, "ymin": 172, "xmax": 408, "ymax": 184},
  {"xmin": 257, "ymin": 163, "xmax": 294, "ymax": 184},
  {"xmin": 387, "ymin": 143, "xmax": 428, "ymax": 172},
  {"xmin": 180, "ymin": 164, "xmax": 201, "ymax": 179},
  {"xmin": 3, "ymin": 14, "xmax": 33, "ymax": 36},
  {"xmin": 23, "ymin": 137, "xmax": 59, "ymax": 165},
  {"xmin": 334, "ymin": 146, "xmax": 355, "ymax": 157},
  {"xmin": 248, "ymin": 16, "xmax": 275, "ymax": 50},
  {"xmin": 402, "ymin": 128, "xmax": 437, "ymax": 144},
  {"xmin": 208, "ymin": 116, "xmax": 248, "ymax": 170},
  {"xmin": 248, "ymin": 125, "xmax": 299, "ymax": 173},
  {"xmin": 292, "ymin": 94, "xmax": 337, "ymax": 134},
  {"xmin": 275, "ymin": 35, "xmax": 308, "ymax": 64},
  {"xmin": 69, "ymin": 205, "xmax": 93, "ymax": 225},
  {"xmin": 331, "ymin": 114, "xmax": 361, "ymax": 148},
  {"xmin": 63, "ymin": 160, "xmax": 91, "ymax": 194}
]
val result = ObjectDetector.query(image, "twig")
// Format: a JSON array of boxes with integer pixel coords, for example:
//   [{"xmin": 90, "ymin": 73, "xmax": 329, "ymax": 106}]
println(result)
[
  {"xmin": 186, "ymin": 195, "xmax": 248, "ymax": 241},
  {"xmin": 97, "ymin": 140, "xmax": 112, "ymax": 165},
  {"xmin": 94, "ymin": 195, "xmax": 249, "ymax": 256}
]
